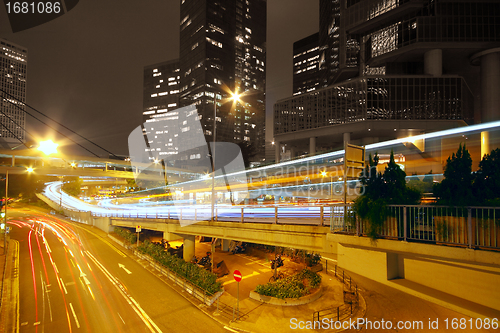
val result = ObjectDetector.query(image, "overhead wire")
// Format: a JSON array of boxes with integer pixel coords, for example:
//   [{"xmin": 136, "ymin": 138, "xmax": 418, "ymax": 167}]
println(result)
[{"xmin": 0, "ymin": 88, "xmax": 120, "ymax": 158}]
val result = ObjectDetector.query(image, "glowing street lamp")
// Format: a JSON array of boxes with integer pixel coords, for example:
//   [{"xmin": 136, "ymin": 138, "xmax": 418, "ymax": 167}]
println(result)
[
  {"xmin": 321, "ymin": 170, "xmax": 333, "ymax": 200},
  {"xmin": 211, "ymin": 90, "xmax": 241, "ymax": 223},
  {"xmin": 38, "ymin": 140, "xmax": 58, "ymax": 155}
]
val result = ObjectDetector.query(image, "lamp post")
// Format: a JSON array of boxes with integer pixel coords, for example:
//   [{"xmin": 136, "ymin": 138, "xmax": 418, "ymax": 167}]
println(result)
[
  {"xmin": 321, "ymin": 171, "xmax": 333, "ymax": 201},
  {"xmin": 211, "ymin": 91, "xmax": 240, "ymax": 222}
]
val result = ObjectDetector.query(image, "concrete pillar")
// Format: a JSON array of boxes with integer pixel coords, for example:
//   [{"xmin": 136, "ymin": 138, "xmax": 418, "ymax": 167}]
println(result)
[
  {"xmin": 183, "ymin": 234, "xmax": 196, "ymax": 262},
  {"xmin": 480, "ymin": 50, "xmax": 500, "ymax": 122},
  {"xmin": 481, "ymin": 131, "xmax": 490, "ymax": 159},
  {"xmin": 309, "ymin": 137, "xmax": 316, "ymax": 156},
  {"xmin": 424, "ymin": 49, "xmax": 442, "ymax": 76},
  {"xmin": 343, "ymin": 132, "xmax": 351, "ymax": 147},
  {"xmin": 275, "ymin": 141, "xmax": 280, "ymax": 163},
  {"xmin": 222, "ymin": 239, "xmax": 230, "ymax": 252}
]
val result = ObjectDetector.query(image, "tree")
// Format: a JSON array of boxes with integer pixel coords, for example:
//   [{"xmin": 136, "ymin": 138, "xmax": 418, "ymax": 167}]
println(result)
[
  {"xmin": 473, "ymin": 148, "xmax": 500, "ymax": 206},
  {"xmin": 353, "ymin": 150, "xmax": 420, "ymax": 239},
  {"xmin": 62, "ymin": 176, "xmax": 82, "ymax": 197},
  {"xmin": 433, "ymin": 144, "xmax": 473, "ymax": 206}
]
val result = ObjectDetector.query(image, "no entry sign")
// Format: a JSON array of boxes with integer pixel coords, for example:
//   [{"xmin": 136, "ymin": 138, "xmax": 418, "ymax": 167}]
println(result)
[{"xmin": 233, "ymin": 270, "xmax": 242, "ymax": 282}]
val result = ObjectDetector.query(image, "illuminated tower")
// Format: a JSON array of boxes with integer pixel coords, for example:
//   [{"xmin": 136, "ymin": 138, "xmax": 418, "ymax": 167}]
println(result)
[{"xmin": 0, "ymin": 38, "xmax": 27, "ymax": 147}]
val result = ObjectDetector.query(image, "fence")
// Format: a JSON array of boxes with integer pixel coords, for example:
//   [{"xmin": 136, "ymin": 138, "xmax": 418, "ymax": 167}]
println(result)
[
  {"xmin": 312, "ymin": 261, "xmax": 359, "ymax": 323},
  {"xmin": 332, "ymin": 204, "xmax": 500, "ymax": 250},
  {"xmin": 39, "ymin": 191, "xmax": 500, "ymax": 251}
]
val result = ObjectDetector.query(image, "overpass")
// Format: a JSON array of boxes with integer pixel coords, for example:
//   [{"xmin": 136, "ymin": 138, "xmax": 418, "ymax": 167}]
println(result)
[
  {"xmin": 27, "ymin": 120, "xmax": 500, "ymax": 314},
  {"xmin": 37, "ymin": 190, "xmax": 500, "ymax": 314}
]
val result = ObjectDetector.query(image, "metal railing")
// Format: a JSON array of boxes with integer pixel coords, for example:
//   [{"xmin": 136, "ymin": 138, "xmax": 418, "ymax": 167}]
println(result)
[
  {"xmin": 334, "ymin": 204, "xmax": 500, "ymax": 250},
  {"xmin": 44, "ymin": 190, "xmax": 500, "ymax": 251},
  {"xmin": 91, "ymin": 205, "xmax": 334, "ymax": 226},
  {"xmin": 312, "ymin": 261, "xmax": 359, "ymax": 323}
]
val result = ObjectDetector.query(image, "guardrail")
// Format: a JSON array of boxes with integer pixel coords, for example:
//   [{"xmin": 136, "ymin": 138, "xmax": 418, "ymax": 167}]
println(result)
[
  {"xmin": 42, "ymin": 189, "xmax": 500, "ymax": 251},
  {"xmin": 312, "ymin": 261, "xmax": 359, "ymax": 323},
  {"xmin": 91, "ymin": 205, "xmax": 334, "ymax": 226},
  {"xmin": 333, "ymin": 204, "xmax": 500, "ymax": 250}
]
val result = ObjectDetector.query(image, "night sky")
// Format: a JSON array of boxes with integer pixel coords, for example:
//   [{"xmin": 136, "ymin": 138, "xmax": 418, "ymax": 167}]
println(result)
[{"xmin": 0, "ymin": 0, "xmax": 319, "ymax": 157}]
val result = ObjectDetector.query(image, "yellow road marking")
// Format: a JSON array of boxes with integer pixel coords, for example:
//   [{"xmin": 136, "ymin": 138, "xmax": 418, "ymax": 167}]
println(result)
[{"xmin": 222, "ymin": 271, "xmax": 260, "ymax": 285}]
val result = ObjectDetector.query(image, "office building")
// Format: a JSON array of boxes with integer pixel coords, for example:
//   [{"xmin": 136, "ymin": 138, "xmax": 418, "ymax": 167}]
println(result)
[
  {"xmin": 0, "ymin": 38, "xmax": 27, "ymax": 147},
  {"xmin": 293, "ymin": 32, "xmax": 322, "ymax": 96},
  {"xmin": 275, "ymin": 0, "xmax": 500, "ymax": 161},
  {"xmin": 143, "ymin": 59, "xmax": 181, "ymax": 124},
  {"xmin": 178, "ymin": 0, "xmax": 266, "ymax": 163}
]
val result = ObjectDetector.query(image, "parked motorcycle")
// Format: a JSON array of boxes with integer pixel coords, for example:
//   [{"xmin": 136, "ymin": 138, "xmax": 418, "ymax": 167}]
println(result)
[
  {"xmin": 232, "ymin": 242, "xmax": 247, "ymax": 254},
  {"xmin": 270, "ymin": 254, "xmax": 284, "ymax": 269}
]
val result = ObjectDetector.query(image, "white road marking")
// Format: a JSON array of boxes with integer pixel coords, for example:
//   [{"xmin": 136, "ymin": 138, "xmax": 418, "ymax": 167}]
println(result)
[
  {"xmin": 117, "ymin": 312, "xmax": 126, "ymax": 325},
  {"xmin": 60, "ymin": 278, "xmax": 68, "ymax": 294},
  {"xmin": 118, "ymin": 263, "xmax": 132, "ymax": 274},
  {"xmin": 69, "ymin": 303, "xmax": 80, "ymax": 328}
]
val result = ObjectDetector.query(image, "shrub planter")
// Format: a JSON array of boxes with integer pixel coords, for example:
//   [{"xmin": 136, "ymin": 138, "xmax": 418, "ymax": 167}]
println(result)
[
  {"xmin": 134, "ymin": 251, "xmax": 224, "ymax": 306},
  {"xmin": 309, "ymin": 263, "xmax": 323, "ymax": 272},
  {"xmin": 108, "ymin": 235, "xmax": 223, "ymax": 306},
  {"xmin": 250, "ymin": 286, "xmax": 323, "ymax": 306}
]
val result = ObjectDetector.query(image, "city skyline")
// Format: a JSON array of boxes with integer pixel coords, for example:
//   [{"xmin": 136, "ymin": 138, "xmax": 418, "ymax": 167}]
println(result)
[{"xmin": 0, "ymin": 0, "xmax": 319, "ymax": 157}]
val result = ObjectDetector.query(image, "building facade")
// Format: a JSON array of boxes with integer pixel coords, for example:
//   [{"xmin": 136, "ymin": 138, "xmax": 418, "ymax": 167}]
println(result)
[
  {"xmin": 0, "ymin": 38, "xmax": 27, "ymax": 147},
  {"xmin": 178, "ymin": 0, "xmax": 266, "ymax": 163},
  {"xmin": 293, "ymin": 32, "xmax": 322, "ymax": 96},
  {"xmin": 275, "ymin": 0, "xmax": 500, "ymax": 161}
]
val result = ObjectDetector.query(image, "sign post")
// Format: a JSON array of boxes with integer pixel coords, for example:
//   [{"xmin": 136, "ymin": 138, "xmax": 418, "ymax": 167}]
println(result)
[
  {"xmin": 136, "ymin": 225, "xmax": 141, "ymax": 247},
  {"xmin": 344, "ymin": 143, "xmax": 365, "ymax": 227},
  {"xmin": 233, "ymin": 270, "xmax": 242, "ymax": 319}
]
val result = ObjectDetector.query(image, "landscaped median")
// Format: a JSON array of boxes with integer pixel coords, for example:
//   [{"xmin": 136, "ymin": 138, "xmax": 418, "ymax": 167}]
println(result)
[
  {"xmin": 250, "ymin": 269, "xmax": 323, "ymax": 306},
  {"xmin": 108, "ymin": 229, "xmax": 223, "ymax": 306}
]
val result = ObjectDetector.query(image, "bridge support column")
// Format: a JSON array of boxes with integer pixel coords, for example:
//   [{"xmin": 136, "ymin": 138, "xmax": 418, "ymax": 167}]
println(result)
[
  {"xmin": 162, "ymin": 231, "xmax": 182, "ymax": 242},
  {"xmin": 309, "ymin": 137, "xmax": 316, "ymax": 156},
  {"xmin": 222, "ymin": 239, "xmax": 230, "ymax": 252},
  {"xmin": 182, "ymin": 235, "xmax": 196, "ymax": 262}
]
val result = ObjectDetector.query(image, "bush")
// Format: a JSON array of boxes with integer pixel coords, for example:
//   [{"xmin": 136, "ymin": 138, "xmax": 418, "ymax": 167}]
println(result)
[
  {"xmin": 305, "ymin": 253, "xmax": 321, "ymax": 267},
  {"xmin": 114, "ymin": 227, "xmax": 137, "ymax": 244},
  {"xmin": 254, "ymin": 269, "xmax": 321, "ymax": 299},
  {"xmin": 138, "ymin": 240, "xmax": 222, "ymax": 295}
]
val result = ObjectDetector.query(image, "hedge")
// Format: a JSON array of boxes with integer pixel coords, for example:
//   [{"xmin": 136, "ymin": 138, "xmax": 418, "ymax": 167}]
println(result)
[
  {"xmin": 254, "ymin": 269, "xmax": 321, "ymax": 299},
  {"xmin": 114, "ymin": 227, "xmax": 137, "ymax": 244},
  {"xmin": 137, "ymin": 240, "xmax": 222, "ymax": 295}
]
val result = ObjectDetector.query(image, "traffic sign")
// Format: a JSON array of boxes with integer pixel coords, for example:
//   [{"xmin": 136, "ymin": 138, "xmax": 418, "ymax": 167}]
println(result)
[
  {"xmin": 233, "ymin": 270, "xmax": 242, "ymax": 282},
  {"xmin": 136, "ymin": 225, "xmax": 141, "ymax": 232}
]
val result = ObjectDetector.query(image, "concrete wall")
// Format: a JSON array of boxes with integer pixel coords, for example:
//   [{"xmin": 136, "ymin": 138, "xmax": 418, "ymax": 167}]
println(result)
[
  {"xmin": 403, "ymin": 255, "xmax": 500, "ymax": 311},
  {"xmin": 336, "ymin": 238, "xmax": 500, "ymax": 311}
]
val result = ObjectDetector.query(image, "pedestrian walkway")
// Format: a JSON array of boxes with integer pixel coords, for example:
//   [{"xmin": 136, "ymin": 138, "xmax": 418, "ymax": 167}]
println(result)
[
  {"xmin": 192, "ymin": 242, "xmax": 365, "ymax": 333},
  {"xmin": 0, "ymin": 238, "xmax": 19, "ymax": 333}
]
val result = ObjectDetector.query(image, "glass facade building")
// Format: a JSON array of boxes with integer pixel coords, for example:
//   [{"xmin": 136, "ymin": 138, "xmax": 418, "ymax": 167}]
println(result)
[
  {"xmin": 276, "ymin": 76, "xmax": 473, "ymax": 134},
  {"xmin": 178, "ymin": 0, "xmax": 266, "ymax": 161},
  {"xmin": 275, "ymin": 0, "xmax": 500, "ymax": 161},
  {"xmin": 293, "ymin": 32, "xmax": 322, "ymax": 96},
  {"xmin": 0, "ymin": 38, "xmax": 27, "ymax": 145}
]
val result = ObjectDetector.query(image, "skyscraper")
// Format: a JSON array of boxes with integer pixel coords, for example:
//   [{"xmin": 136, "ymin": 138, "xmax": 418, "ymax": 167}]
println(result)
[
  {"xmin": 275, "ymin": 0, "xmax": 500, "ymax": 162},
  {"xmin": 293, "ymin": 32, "xmax": 322, "ymax": 96},
  {"xmin": 178, "ymin": 0, "xmax": 266, "ymax": 163},
  {"xmin": 0, "ymin": 38, "xmax": 27, "ymax": 148}
]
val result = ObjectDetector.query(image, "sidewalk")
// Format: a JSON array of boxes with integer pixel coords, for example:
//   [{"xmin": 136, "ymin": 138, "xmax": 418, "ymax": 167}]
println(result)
[
  {"xmin": 0, "ymin": 237, "xmax": 19, "ymax": 333},
  {"xmin": 192, "ymin": 243, "xmax": 365, "ymax": 333}
]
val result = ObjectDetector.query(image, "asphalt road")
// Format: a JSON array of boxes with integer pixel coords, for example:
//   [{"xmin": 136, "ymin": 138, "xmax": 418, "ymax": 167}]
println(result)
[{"xmin": 8, "ymin": 206, "xmax": 228, "ymax": 333}]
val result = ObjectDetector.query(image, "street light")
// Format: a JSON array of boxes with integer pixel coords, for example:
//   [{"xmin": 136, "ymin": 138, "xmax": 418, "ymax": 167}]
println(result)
[
  {"xmin": 321, "ymin": 171, "xmax": 333, "ymax": 201},
  {"xmin": 211, "ymin": 91, "xmax": 241, "ymax": 223},
  {"xmin": 37, "ymin": 140, "xmax": 59, "ymax": 155}
]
